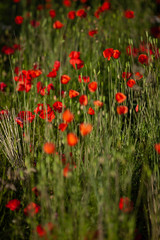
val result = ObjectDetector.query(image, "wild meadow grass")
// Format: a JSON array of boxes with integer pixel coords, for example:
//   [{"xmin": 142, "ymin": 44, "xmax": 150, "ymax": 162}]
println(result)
[{"xmin": 0, "ymin": 0, "xmax": 160, "ymax": 239}]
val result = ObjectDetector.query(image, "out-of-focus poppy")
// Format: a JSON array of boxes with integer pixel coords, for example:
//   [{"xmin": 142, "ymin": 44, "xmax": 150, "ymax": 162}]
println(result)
[
  {"xmin": 32, "ymin": 187, "xmax": 40, "ymax": 197},
  {"xmin": 15, "ymin": 16, "xmax": 23, "ymax": 24},
  {"xmin": 88, "ymin": 82, "xmax": 98, "ymax": 92},
  {"xmin": 115, "ymin": 92, "xmax": 126, "ymax": 103},
  {"xmin": 135, "ymin": 72, "xmax": 143, "ymax": 80},
  {"xmin": 6, "ymin": 199, "xmax": 21, "ymax": 211},
  {"xmin": 76, "ymin": 9, "xmax": 87, "ymax": 18},
  {"xmin": 78, "ymin": 75, "xmax": 90, "ymax": 83},
  {"xmin": 36, "ymin": 225, "xmax": 46, "ymax": 237},
  {"xmin": 103, "ymin": 48, "xmax": 114, "ymax": 60},
  {"xmin": 69, "ymin": 89, "xmax": 79, "ymax": 98},
  {"xmin": 93, "ymin": 100, "xmax": 103, "ymax": 108},
  {"xmin": 62, "ymin": 109, "xmax": 74, "ymax": 123},
  {"xmin": 138, "ymin": 54, "xmax": 148, "ymax": 64},
  {"xmin": 119, "ymin": 197, "xmax": 133, "ymax": 213},
  {"xmin": 0, "ymin": 82, "xmax": 7, "ymax": 91},
  {"xmin": 124, "ymin": 10, "xmax": 134, "ymax": 19},
  {"xmin": 67, "ymin": 133, "xmax": 78, "ymax": 146},
  {"xmin": 79, "ymin": 95, "xmax": 88, "ymax": 105},
  {"xmin": 113, "ymin": 50, "xmax": 121, "ymax": 59},
  {"xmin": 43, "ymin": 142, "xmax": 55, "ymax": 154},
  {"xmin": 155, "ymin": 144, "xmax": 160, "ymax": 154},
  {"xmin": 80, "ymin": 123, "xmax": 93, "ymax": 136},
  {"xmin": 122, "ymin": 72, "xmax": 132, "ymax": 80},
  {"xmin": 135, "ymin": 104, "xmax": 139, "ymax": 112},
  {"xmin": 2, "ymin": 46, "xmax": 14, "ymax": 55},
  {"xmin": 53, "ymin": 21, "xmax": 64, "ymax": 29},
  {"xmin": 58, "ymin": 123, "xmax": 68, "ymax": 131},
  {"xmin": 47, "ymin": 69, "xmax": 57, "ymax": 78},
  {"xmin": 63, "ymin": 0, "xmax": 71, "ymax": 7},
  {"xmin": 88, "ymin": 30, "xmax": 98, "ymax": 37},
  {"xmin": 34, "ymin": 104, "xmax": 55, "ymax": 122},
  {"xmin": 24, "ymin": 202, "xmax": 40, "ymax": 216},
  {"xmin": 30, "ymin": 20, "xmax": 40, "ymax": 28},
  {"xmin": 101, "ymin": 2, "xmax": 111, "ymax": 11},
  {"xmin": 54, "ymin": 60, "xmax": 60, "ymax": 71},
  {"xmin": 68, "ymin": 11, "xmax": 76, "ymax": 19},
  {"xmin": 88, "ymin": 107, "xmax": 95, "ymax": 115},
  {"xmin": 61, "ymin": 75, "xmax": 71, "ymax": 84},
  {"xmin": 53, "ymin": 101, "xmax": 65, "ymax": 113},
  {"xmin": 117, "ymin": 106, "xmax": 128, "ymax": 115},
  {"xmin": 49, "ymin": 9, "xmax": 56, "ymax": 18},
  {"xmin": 127, "ymin": 79, "xmax": 136, "ymax": 88}
]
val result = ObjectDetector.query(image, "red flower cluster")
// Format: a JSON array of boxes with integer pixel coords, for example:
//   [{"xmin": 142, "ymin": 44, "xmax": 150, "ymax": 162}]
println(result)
[
  {"xmin": 14, "ymin": 69, "xmax": 42, "ymax": 92},
  {"xmin": 34, "ymin": 104, "xmax": 55, "ymax": 122},
  {"xmin": 103, "ymin": 48, "xmax": 121, "ymax": 60},
  {"xmin": 94, "ymin": 1, "xmax": 111, "ymax": 19},
  {"xmin": 69, "ymin": 51, "xmax": 84, "ymax": 69}
]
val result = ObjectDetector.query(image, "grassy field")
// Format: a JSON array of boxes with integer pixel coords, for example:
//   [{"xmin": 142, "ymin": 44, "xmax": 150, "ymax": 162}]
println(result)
[{"xmin": 0, "ymin": 0, "xmax": 160, "ymax": 239}]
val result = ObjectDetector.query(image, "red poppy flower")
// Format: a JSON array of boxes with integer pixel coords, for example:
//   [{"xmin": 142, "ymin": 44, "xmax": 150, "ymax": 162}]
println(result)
[
  {"xmin": 30, "ymin": 20, "xmax": 40, "ymax": 28},
  {"xmin": 17, "ymin": 111, "xmax": 35, "ymax": 125},
  {"xmin": 93, "ymin": 100, "xmax": 103, "ymax": 108},
  {"xmin": 13, "ymin": 0, "xmax": 20, "ymax": 3},
  {"xmin": 124, "ymin": 10, "xmax": 134, "ymax": 19},
  {"xmin": 15, "ymin": 16, "xmax": 23, "ymax": 24},
  {"xmin": 103, "ymin": 48, "xmax": 114, "ymax": 60},
  {"xmin": 47, "ymin": 83, "xmax": 54, "ymax": 94},
  {"xmin": 58, "ymin": 123, "xmax": 68, "ymax": 131},
  {"xmin": 53, "ymin": 101, "xmax": 64, "ymax": 113},
  {"xmin": 24, "ymin": 202, "xmax": 40, "ymax": 216},
  {"xmin": 117, "ymin": 106, "xmax": 128, "ymax": 115},
  {"xmin": 115, "ymin": 93, "xmax": 126, "ymax": 103},
  {"xmin": 138, "ymin": 54, "xmax": 148, "ymax": 64},
  {"xmin": 88, "ymin": 30, "xmax": 98, "ymax": 37},
  {"xmin": 36, "ymin": 225, "xmax": 46, "ymax": 237},
  {"xmin": 119, "ymin": 197, "xmax": 133, "ymax": 213},
  {"xmin": 135, "ymin": 72, "xmax": 143, "ymax": 80},
  {"xmin": 88, "ymin": 107, "xmax": 95, "ymax": 115},
  {"xmin": 135, "ymin": 104, "xmax": 139, "ymax": 112},
  {"xmin": 69, "ymin": 51, "xmax": 80, "ymax": 59},
  {"xmin": 126, "ymin": 45, "xmax": 139, "ymax": 57},
  {"xmin": 53, "ymin": 60, "xmax": 60, "ymax": 71},
  {"xmin": 68, "ymin": 11, "xmax": 76, "ymax": 19},
  {"xmin": 0, "ymin": 110, "xmax": 8, "ymax": 120},
  {"xmin": 113, "ymin": 50, "xmax": 121, "ymax": 59},
  {"xmin": 78, "ymin": 75, "xmax": 90, "ymax": 83},
  {"xmin": 122, "ymin": 72, "xmax": 132, "ymax": 80},
  {"xmin": 69, "ymin": 89, "xmax": 79, "ymax": 98},
  {"xmin": 47, "ymin": 69, "xmax": 57, "ymax": 78},
  {"xmin": 155, "ymin": 144, "xmax": 160, "ymax": 154},
  {"xmin": 0, "ymin": 82, "xmax": 7, "ymax": 91},
  {"xmin": 88, "ymin": 82, "xmax": 98, "ymax": 92},
  {"xmin": 70, "ymin": 58, "xmax": 84, "ymax": 70},
  {"xmin": 101, "ymin": 2, "xmax": 111, "ymax": 11},
  {"xmin": 43, "ymin": 142, "xmax": 55, "ymax": 154},
  {"xmin": 76, "ymin": 9, "xmax": 87, "ymax": 18},
  {"xmin": 1, "ymin": 46, "xmax": 14, "ymax": 55},
  {"xmin": 6, "ymin": 199, "xmax": 21, "ymax": 211},
  {"xmin": 63, "ymin": 163, "xmax": 70, "ymax": 177},
  {"xmin": 67, "ymin": 133, "xmax": 78, "ymax": 146},
  {"xmin": 61, "ymin": 75, "xmax": 71, "ymax": 84},
  {"xmin": 15, "ymin": 117, "xmax": 24, "ymax": 128},
  {"xmin": 79, "ymin": 95, "xmax": 88, "ymax": 106},
  {"xmin": 49, "ymin": 9, "xmax": 56, "ymax": 18},
  {"xmin": 62, "ymin": 109, "xmax": 74, "ymax": 123},
  {"xmin": 53, "ymin": 21, "xmax": 64, "ymax": 29},
  {"xmin": 63, "ymin": 0, "xmax": 71, "ymax": 7},
  {"xmin": 80, "ymin": 123, "xmax": 93, "ymax": 136},
  {"xmin": 34, "ymin": 104, "xmax": 55, "ymax": 122},
  {"xmin": 127, "ymin": 79, "xmax": 136, "ymax": 88}
]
